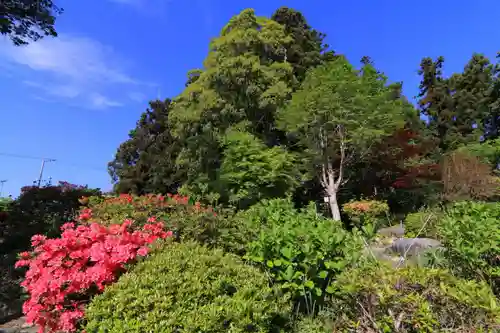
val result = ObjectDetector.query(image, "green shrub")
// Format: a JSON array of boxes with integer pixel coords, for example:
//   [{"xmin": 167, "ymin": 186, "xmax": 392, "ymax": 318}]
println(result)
[
  {"xmin": 0, "ymin": 182, "xmax": 100, "ymax": 254},
  {"xmin": 437, "ymin": 201, "xmax": 500, "ymax": 296},
  {"xmin": 83, "ymin": 194, "xmax": 233, "ymax": 248},
  {"xmin": 220, "ymin": 197, "xmax": 303, "ymax": 255},
  {"xmin": 243, "ymin": 198, "xmax": 364, "ymax": 314},
  {"xmin": 404, "ymin": 210, "xmax": 441, "ymax": 238},
  {"xmin": 84, "ymin": 242, "xmax": 292, "ymax": 333},
  {"xmin": 292, "ymin": 316, "xmax": 329, "ymax": 333},
  {"xmin": 320, "ymin": 262, "xmax": 500, "ymax": 332},
  {"xmin": 0, "ymin": 196, "xmax": 13, "ymax": 211},
  {"xmin": 342, "ymin": 199, "xmax": 389, "ymax": 237}
]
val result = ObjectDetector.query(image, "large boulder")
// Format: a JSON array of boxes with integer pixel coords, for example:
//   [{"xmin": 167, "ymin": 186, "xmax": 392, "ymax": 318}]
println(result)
[{"xmin": 390, "ymin": 238, "xmax": 442, "ymax": 256}]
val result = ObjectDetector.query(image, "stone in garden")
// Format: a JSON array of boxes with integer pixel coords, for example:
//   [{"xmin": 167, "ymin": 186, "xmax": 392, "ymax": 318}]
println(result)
[
  {"xmin": 377, "ymin": 224, "xmax": 405, "ymax": 237},
  {"xmin": 390, "ymin": 238, "xmax": 442, "ymax": 256}
]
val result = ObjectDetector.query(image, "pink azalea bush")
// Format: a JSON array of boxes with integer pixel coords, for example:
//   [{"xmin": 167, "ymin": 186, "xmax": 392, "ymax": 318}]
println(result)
[{"xmin": 15, "ymin": 218, "xmax": 172, "ymax": 333}]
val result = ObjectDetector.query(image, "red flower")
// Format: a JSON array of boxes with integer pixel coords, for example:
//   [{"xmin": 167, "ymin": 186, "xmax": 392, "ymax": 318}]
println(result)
[{"xmin": 16, "ymin": 219, "xmax": 172, "ymax": 333}]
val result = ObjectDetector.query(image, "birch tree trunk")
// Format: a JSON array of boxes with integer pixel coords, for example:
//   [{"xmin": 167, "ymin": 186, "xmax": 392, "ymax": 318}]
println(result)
[
  {"xmin": 320, "ymin": 125, "xmax": 346, "ymax": 221},
  {"xmin": 327, "ymin": 190, "xmax": 341, "ymax": 221}
]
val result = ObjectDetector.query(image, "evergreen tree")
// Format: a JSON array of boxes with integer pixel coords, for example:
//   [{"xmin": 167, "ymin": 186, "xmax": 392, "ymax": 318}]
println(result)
[
  {"xmin": 108, "ymin": 99, "xmax": 184, "ymax": 195},
  {"xmin": 271, "ymin": 7, "xmax": 335, "ymax": 82},
  {"xmin": 169, "ymin": 9, "xmax": 298, "ymax": 201},
  {"xmin": 417, "ymin": 56, "xmax": 456, "ymax": 152},
  {"xmin": 485, "ymin": 54, "xmax": 500, "ymax": 140},
  {"xmin": 418, "ymin": 54, "xmax": 499, "ymax": 150}
]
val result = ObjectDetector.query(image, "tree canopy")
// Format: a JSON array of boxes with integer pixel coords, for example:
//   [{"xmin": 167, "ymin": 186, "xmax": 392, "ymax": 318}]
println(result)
[
  {"xmin": 1, "ymin": 0, "xmax": 62, "ymax": 45},
  {"xmin": 108, "ymin": 7, "xmax": 500, "ymax": 218},
  {"xmin": 277, "ymin": 56, "xmax": 407, "ymax": 219}
]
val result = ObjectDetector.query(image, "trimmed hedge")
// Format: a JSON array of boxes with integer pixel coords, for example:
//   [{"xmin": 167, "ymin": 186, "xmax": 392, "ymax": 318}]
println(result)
[{"xmin": 84, "ymin": 242, "xmax": 292, "ymax": 332}]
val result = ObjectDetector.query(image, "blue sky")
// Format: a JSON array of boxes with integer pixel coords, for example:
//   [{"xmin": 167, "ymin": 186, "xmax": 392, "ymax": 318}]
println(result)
[{"xmin": 0, "ymin": 0, "xmax": 499, "ymax": 197}]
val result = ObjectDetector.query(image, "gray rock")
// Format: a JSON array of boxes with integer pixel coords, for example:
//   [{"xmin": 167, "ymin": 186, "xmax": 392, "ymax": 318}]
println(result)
[
  {"xmin": 377, "ymin": 225, "xmax": 405, "ymax": 238},
  {"xmin": 390, "ymin": 238, "xmax": 442, "ymax": 256}
]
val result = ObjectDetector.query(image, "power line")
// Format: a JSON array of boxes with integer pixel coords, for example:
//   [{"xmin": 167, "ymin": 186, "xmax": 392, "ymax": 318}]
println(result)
[
  {"xmin": 0, "ymin": 152, "xmax": 50, "ymax": 161},
  {"xmin": 0, "ymin": 152, "xmax": 107, "ymax": 173}
]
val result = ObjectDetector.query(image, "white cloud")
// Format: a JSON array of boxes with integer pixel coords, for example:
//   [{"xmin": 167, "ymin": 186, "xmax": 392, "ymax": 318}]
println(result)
[
  {"xmin": 0, "ymin": 34, "xmax": 151, "ymax": 109},
  {"xmin": 89, "ymin": 93, "xmax": 124, "ymax": 109},
  {"xmin": 128, "ymin": 91, "xmax": 147, "ymax": 102},
  {"xmin": 107, "ymin": 0, "xmax": 171, "ymax": 16}
]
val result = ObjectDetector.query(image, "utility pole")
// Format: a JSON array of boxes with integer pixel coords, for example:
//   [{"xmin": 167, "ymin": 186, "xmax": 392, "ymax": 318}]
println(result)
[
  {"xmin": 37, "ymin": 158, "xmax": 55, "ymax": 187},
  {"xmin": 0, "ymin": 180, "xmax": 6, "ymax": 197}
]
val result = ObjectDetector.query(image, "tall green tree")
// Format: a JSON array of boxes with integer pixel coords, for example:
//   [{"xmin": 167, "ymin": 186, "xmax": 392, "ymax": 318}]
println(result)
[
  {"xmin": 1, "ymin": 0, "xmax": 62, "ymax": 45},
  {"xmin": 417, "ymin": 56, "xmax": 456, "ymax": 152},
  {"xmin": 485, "ymin": 54, "xmax": 500, "ymax": 140},
  {"xmin": 169, "ymin": 9, "xmax": 297, "ymax": 201},
  {"xmin": 108, "ymin": 99, "xmax": 184, "ymax": 195},
  {"xmin": 451, "ymin": 54, "xmax": 495, "ymax": 143},
  {"xmin": 418, "ymin": 54, "xmax": 499, "ymax": 150},
  {"xmin": 271, "ymin": 7, "xmax": 335, "ymax": 82},
  {"xmin": 278, "ymin": 56, "xmax": 406, "ymax": 220}
]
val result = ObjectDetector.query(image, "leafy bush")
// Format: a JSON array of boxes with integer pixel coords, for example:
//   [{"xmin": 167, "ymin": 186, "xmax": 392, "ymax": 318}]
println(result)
[
  {"xmin": 220, "ymin": 197, "xmax": 303, "ymax": 255},
  {"xmin": 243, "ymin": 198, "xmax": 364, "ymax": 314},
  {"xmin": 84, "ymin": 242, "xmax": 292, "ymax": 333},
  {"xmin": 81, "ymin": 193, "xmax": 229, "ymax": 247},
  {"xmin": 292, "ymin": 316, "xmax": 329, "ymax": 333},
  {"xmin": 404, "ymin": 210, "xmax": 441, "ymax": 238},
  {"xmin": 217, "ymin": 128, "xmax": 302, "ymax": 209},
  {"xmin": 15, "ymin": 220, "xmax": 172, "ymax": 333},
  {"xmin": 0, "ymin": 182, "xmax": 101, "ymax": 254},
  {"xmin": 342, "ymin": 199, "xmax": 389, "ymax": 235},
  {"xmin": 320, "ymin": 263, "xmax": 500, "ymax": 332},
  {"xmin": 437, "ymin": 201, "xmax": 500, "ymax": 296},
  {"xmin": 0, "ymin": 196, "xmax": 13, "ymax": 211},
  {"xmin": 0, "ymin": 196, "xmax": 12, "ymax": 225}
]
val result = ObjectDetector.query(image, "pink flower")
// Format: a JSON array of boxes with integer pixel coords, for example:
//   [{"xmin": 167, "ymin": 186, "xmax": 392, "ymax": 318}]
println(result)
[
  {"xmin": 17, "ymin": 218, "xmax": 172, "ymax": 333},
  {"xmin": 137, "ymin": 247, "xmax": 149, "ymax": 256}
]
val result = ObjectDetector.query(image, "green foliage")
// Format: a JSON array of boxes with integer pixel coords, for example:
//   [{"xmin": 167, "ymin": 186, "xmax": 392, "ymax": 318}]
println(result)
[
  {"xmin": 218, "ymin": 129, "xmax": 302, "ymax": 209},
  {"xmin": 277, "ymin": 56, "xmax": 406, "ymax": 219},
  {"xmin": 0, "ymin": 0, "xmax": 63, "ymax": 46},
  {"xmin": 0, "ymin": 196, "xmax": 13, "ymax": 211},
  {"xmin": 456, "ymin": 138, "xmax": 500, "ymax": 169},
  {"xmin": 0, "ymin": 182, "xmax": 100, "ymax": 254},
  {"xmin": 83, "ymin": 194, "xmax": 231, "ymax": 248},
  {"xmin": 270, "ymin": 7, "xmax": 334, "ymax": 82},
  {"xmin": 108, "ymin": 99, "xmax": 185, "ymax": 195},
  {"xmin": 218, "ymin": 197, "xmax": 298, "ymax": 255},
  {"xmin": 342, "ymin": 199, "xmax": 389, "ymax": 234},
  {"xmin": 404, "ymin": 210, "xmax": 441, "ymax": 238},
  {"xmin": 278, "ymin": 56, "xmax": 406, "ymax": 156},
  {"xmin": 417, "ymin": 54, "xmax": 500, "ymax": 151},
  {"xmin": 167, "ymin": 9, "xmax": 304, "ymax": 203},
  {"xmin": 84, "ymin": 242, "xmax": 292, "ymax": 333},
  {"xmin": 321, "ymin": 263, "xmax": 500, "ymax": 332},
  {"xmin": 292, "ymin": 316, "xmax": 329, "ymax": 333},
  {"xmin": 437, "ymin": 201, "xmax": 500, "ymax": 295},
  {"xmin": 243, "ymin": 198, "xmax": 364, "ymax": 314}
]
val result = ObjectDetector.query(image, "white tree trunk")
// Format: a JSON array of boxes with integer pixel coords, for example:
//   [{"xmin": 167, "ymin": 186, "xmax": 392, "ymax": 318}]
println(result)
[
  {"xmin": 319, "ymin": 125, "xmax": 347, "ymax": 222},
  {"xmin": 327, "ymin": 191, "xmax": 341, "ymax": 221}
]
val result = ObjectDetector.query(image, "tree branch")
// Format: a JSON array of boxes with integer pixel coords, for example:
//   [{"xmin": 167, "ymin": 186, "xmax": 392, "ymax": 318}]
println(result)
[{"xmin": 335, "ymin": 125, "xmax": 346, "ymax": 188}]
